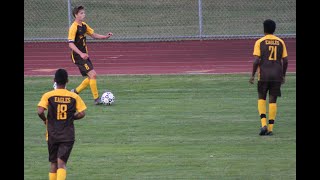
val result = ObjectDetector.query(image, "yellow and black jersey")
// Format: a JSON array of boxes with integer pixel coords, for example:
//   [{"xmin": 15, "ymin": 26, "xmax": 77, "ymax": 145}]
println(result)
[
  {"xmin": 253, "ymin": 34, "xmax": 288, "ymax": 82},
  {"xmin": 38, "ymin": 89, "xmax": 87, "ymax": 143},
  {"xmin": 68, "ymin": 21, "xmax": 94, "ymax": 56}
]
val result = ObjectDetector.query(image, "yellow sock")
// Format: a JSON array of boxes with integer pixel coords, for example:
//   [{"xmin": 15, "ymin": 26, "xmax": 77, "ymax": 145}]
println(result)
[
  {"xmin": 89, "ymin": 79, "xmax": 99, "ymax": 99},
  {"xmin": 76, "ymin": 77, "xmax": 90, "ymax": 93},
  {"xmin": 268, "ymin": 103, "xmax": 277, "ymax": 132},
  {"xmin": 258, "ymin": 99, "xmax": 267, "ymax": 127},
  {"xmin": 49, "ymin": 172, "xmax": 57, "ymax": 180},
  {"xmin": 57, "ymin": 168, "xmax": 66, "ymax": 180}
]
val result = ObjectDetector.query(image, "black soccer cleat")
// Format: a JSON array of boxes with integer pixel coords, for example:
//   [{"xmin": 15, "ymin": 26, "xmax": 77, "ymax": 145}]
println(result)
[
  {"xmin": 266, "ymin": 131, "xmax": 273, "ymax": 136},
  {"xmin": 94, "ymin": 97, "xmax": 103, "ymax": 105},
  {"xmin": 259, "ymin": 126, "xmax": 268, "ymax": 136}
]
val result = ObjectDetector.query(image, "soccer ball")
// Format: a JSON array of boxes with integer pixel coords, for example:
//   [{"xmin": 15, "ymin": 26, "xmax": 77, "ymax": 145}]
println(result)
[{"xmin": 100, "ymin": 91, "xmax": 115, "ymax": 105}]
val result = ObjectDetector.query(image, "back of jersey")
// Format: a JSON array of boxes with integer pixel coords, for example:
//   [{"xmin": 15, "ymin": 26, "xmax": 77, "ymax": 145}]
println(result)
[
  {"xmin": 253, "ymin": 34, "xmax": 288, "ymax": 82},
  {"xmin": 45, "ymin": 89, "xmax": 78, "ymax": 142}
]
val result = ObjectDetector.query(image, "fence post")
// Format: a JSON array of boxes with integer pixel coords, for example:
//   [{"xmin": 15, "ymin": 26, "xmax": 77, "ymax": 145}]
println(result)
[
  {"xmin": 68, "ymin": 0, "xmax": 72, "ymax": 27},
  {"xmin": 198, "ymin": 0, "xmax": 203, "ymax": 40}
]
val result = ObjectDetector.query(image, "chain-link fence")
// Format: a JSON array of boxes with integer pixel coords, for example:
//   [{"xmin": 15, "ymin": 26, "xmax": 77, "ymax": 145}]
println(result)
[{"xmin": 24, "ymin": 0, "xmax": 296, "ymax": 42}]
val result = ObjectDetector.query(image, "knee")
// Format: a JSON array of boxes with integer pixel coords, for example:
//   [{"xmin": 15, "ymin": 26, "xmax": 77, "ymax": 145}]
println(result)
[
  {"xmin": 50, "ymin": 162, "xmax": 58, "ymax": 172},
  {"xmin": 89, "ymin": 73, "xmax": 97, "ymax": 79}
]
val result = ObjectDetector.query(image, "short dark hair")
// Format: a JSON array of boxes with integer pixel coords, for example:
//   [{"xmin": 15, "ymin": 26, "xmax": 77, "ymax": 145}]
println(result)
[
  {"xmin": 54, "ymin": 69, "xmax": 68, "ymax": 85},
  {"xmin": 263, "ymin": 19, "xmax": 276, "ymax": 34},
  {"xmin": 72, "ymin": 5, "xmax": 84, "ymax": 18}
]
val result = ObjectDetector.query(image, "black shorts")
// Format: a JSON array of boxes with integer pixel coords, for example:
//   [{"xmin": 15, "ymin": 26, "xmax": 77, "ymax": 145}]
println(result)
[
  {"xmin": 258, "ymin": 81, "xmax": 282, "ymax": 97},
  {"xmin": 72, "ymin": 55, "xmax": 94, "ymax": 76},
  {"xmin": 48, "ymin": 141, "xmax": 74, "ymax": 163}
]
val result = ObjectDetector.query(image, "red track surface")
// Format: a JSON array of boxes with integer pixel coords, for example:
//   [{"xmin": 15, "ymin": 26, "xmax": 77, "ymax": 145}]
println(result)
[{"xmin": 24, "ymin": 39, "xmax": 296, "ymax": 76}]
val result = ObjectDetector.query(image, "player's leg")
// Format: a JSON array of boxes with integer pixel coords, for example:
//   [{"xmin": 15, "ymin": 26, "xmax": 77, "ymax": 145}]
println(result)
[
  {"xmin": 257, "ymin": 81, "xmax": 268, "ymax": 135},
  {"xmin": 266, "ymin": 82, "xmax": 282, "ymax": 135},
  {"xmin": 56, "ymin": 141, "xmax": 74, "ymax": 180},
  {"xmin": 48, "ymin": 142, "xmax": 58, "ymax": 180},
  {"xmin": 87, "ymin": 69, "xmax": 101, "ymax": 104},
  {"xmin": 71, "ymin": 64, "xmax": 90, "ymax": 94},
  {"xmin": 49, "ymin": 162, "xmax": 57, "ymax": 180}
]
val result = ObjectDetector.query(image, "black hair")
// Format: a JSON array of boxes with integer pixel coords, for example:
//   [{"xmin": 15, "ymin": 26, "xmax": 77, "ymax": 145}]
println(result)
[
  {"xmin": 263, "ymin": 19, "xmax": 276, "ymax": 34},
  {"xmin": 72, "ymin": 5, "xmax": 84, "ymax": 18},
  {"xmin": 54, "ymin": 69, "xmax": 68, "ymax": 85}
]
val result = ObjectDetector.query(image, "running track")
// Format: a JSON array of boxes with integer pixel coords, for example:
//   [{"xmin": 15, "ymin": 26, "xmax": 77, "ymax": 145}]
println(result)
[{"xmin": 24, "ymin": 39, "xmax": 296, "ymax": 76}]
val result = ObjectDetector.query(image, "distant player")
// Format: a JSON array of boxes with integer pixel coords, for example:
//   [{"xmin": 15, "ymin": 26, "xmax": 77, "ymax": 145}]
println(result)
[
  {"xmin": 249, "ymin": 19, "xmax": 288, "ymax": 136},
  {"xmin": 68, "ymin": 5, "xmax": 113, "ymax": 105},
  {"xmin": 37, "ymin": 69, "xmax": 87, "ymax": 180}
]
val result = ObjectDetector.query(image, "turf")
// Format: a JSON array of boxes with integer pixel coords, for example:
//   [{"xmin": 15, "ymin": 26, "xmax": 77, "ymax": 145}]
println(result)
[{"xmin": 24, "ymin": 73, "xmax": 296, "ymax": 179}]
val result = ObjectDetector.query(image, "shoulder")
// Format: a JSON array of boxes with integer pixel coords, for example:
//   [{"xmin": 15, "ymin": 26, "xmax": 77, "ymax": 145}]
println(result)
[
  {"xmin": 41, "ymin": 90, "xmax": 55, "ymax": 98},
  {"xmin": 255, "ymin": 36, "xmax": 266, "ymax": 44},
  {"xmin": 82, "ymin": 22, "xmax": 89, "ymax": 26},
  {"xmin": 69, "ymin": 22, "xmax": 78, "ymax": 30},
  {"xmin": 67, "ymin": 90, "xmax": 84, "ymax": 101},
  {"xmin": 274, "ymin": 36, "xmax": 286, "ymax": 45}
]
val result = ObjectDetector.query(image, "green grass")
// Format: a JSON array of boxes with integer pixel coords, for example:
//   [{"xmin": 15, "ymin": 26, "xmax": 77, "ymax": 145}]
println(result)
[
  {"xmin": 24, "ymin": 74, "xmax": 296, "ymax": 179},
  {"xmin": 24, "ymin": 0, "xmax": 296, "ymax": 40}
]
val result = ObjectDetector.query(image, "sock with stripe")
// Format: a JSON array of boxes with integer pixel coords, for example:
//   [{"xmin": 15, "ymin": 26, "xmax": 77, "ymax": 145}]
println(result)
[
  {"xmin": 258, "ymin": 99, "xmax": 267, "ymax": 127},
  {"xmin": 89, "ymin": 79, "xmax": 99, "ymax": 100},
  {"xmin": 268, "ymin": 103, "xmax": 277, "ymax": 132}
]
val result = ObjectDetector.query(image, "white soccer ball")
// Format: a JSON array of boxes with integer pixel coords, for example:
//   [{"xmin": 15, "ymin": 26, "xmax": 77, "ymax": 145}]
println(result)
[{"xmin": 101, "ymin": 91, "xmax": 115, "ymax": 105}]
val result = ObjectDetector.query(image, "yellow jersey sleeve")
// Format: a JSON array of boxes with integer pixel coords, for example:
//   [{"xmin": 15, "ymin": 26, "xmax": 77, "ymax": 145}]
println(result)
[
  {"xmin": 68, "ymin": 23, "xmax": 77, "ymax": 43},
  {"xmin": 37, "ymin": 93, "xmax": 49, "ymax": 109},
  {"xmin": 83, "ymin": 22, "xmax": 94, "ymax": 36},
  {"xmin": 76, "ymin": 95, "xmax": 87, "ymax": 112},
  {"xmin": 281, "ymin": 41, "xmax": 288, "ymax": 58},
  {"xmin": 253, "ymin": 40, "xmax": 261, "ymax": 57}
]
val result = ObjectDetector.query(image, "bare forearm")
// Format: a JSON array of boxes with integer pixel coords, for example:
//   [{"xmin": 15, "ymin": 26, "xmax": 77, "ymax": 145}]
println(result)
[
  {"xmin": 251, "ymin": 58, "xmax": 260, "ymax": 77},
  {"xmin": 282, "ymin": 57, "xmax": 288, "ymax": 77},
  {"xmin": 91, "ymin": 33, "xmax": 108, "ymax": 39},
  {"xmin": 38, "ymin": 112, "xmax": 46, "ymax": 122},
  {"xmin": 73, "ymin": 111, "xmax": 85, "ymax": 120},
  {"xmin": 91, "ymin": 32, "xmax": 113, "ymax": 39}
]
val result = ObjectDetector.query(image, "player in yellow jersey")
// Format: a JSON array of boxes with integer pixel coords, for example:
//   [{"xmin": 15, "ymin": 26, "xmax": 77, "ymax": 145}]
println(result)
[
  {"xmin": 249, "ymin": 19, "xmax": 288, "ymax": 136},
  {"xmin": 68, "ymin": 5, "xmax": 113, "ymax": 105},
  {"xmin": 37, "ymin": 69, "xmax": 87, "ymax": 180}
]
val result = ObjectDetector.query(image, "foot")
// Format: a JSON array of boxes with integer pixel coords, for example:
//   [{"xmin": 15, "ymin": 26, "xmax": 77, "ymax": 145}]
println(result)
[
  {"xmin": 94, "ymin": 97, "xmax": 103, "ymax": 105},
  {"xmin": 266, "ymin": 131, "xmax": 273, "ymax": 136},
  {"xmin": 71, "ymin": 89, "xmax": 79, "ymax": 94},
  {"xmin": 259, "ymin": 126, "xmax": 268, "ymax": 136}
]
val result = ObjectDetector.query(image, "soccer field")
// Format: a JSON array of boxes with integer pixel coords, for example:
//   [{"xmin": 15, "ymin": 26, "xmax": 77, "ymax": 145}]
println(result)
[{"xmin": 24, "ymin": 74, "xmax": 296, "ymax": 179}]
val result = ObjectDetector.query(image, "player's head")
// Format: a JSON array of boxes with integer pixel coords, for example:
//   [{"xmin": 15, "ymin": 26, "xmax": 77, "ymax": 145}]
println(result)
[
  {"xmin": 263, "ymin": 19, "xmax": 276, "ymax": 34},
  {"xmin": 72, "ymin": 5, "xmax": 85, "ymax": 20},
  {"xmin": 54, "ymin": 69, "xmax": 68, "ymax": 86}
]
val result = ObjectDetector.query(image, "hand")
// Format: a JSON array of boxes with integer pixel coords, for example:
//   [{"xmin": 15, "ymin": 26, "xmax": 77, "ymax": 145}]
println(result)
[
  {"xmin": 80, "ymin": 53, "xmax": 89, "ymax": 60},
  {"xmin": 106, "ymin": 32, "xmax": 113, "ymax": 38},
  {"xmin": 249, "ymin": 76, "xmax": 255, "ymax": 84}
]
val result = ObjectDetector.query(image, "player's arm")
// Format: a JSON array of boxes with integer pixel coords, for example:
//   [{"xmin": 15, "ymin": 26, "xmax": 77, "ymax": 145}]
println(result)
[
  {"xmin": 84, "ymin": 23, "xmax": 113, "ymax": 39},
  {"xmin": 37, "ymin": 106, "xmax": 47, "ymax": 125},
  {"xmin": 282, "ymin": 57, "xmax": 288, "ymax": 84},
  {"xmin": 249, "ymin": 56, "xmax": 260, "ymax": 84},
  {"xmin": 73, "ymin": 95, "xmax": 87, "ymax": 120},
  {"xmin": 281, "ymin": 41, "xmax": 289, "ymax": 84},
  {"xmin": 73, "ymin": 111, "xmax": 85, "ymax": 120},
  {"xmin": 90, "ymin": 32, "xmax": 113, "ymax": 39},
  {"xmin": 68, "ymin": 43, "xmax": 89, "ymax": 60}
]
